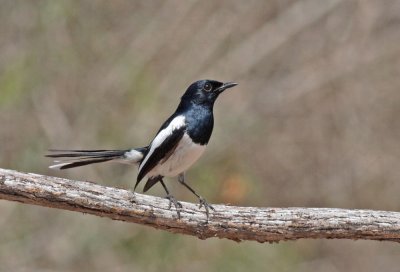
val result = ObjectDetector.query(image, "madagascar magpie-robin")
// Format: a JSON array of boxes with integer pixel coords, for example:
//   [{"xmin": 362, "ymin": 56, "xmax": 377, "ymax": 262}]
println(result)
[{"xmin": 47, "ymin": 80, "xmax": 237, "ymax": 218}]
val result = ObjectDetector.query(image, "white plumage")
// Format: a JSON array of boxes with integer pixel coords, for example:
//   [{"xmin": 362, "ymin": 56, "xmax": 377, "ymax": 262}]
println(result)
[
  {"xmin": 146, "ymin": 133, "xmax": 206, "ymax": 178},
  {"xmin": 138, "ymin": 115, "xmax": 186, "ymax": 175},
  {"xmin": 120, "ymin": 149, "xmax": 144, "ymax": 164}
]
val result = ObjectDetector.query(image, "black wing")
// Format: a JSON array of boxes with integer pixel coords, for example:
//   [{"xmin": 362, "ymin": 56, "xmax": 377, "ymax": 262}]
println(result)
[{"xmin": 135, "ymin": 125, "xmax": 186, "ymax": 189}]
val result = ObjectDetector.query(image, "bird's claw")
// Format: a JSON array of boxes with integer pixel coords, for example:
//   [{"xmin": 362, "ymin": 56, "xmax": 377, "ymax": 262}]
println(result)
[
  {"xmin": 166, "ymin": 194, "xmax": 182, "ymax": 219},
  {"xmin": 128, "ymin": 190, "xmax": 136, "ymax": 204},
  {"xmin": 199, "ymin": 196, "xmax": 215, "ymax": 220}
]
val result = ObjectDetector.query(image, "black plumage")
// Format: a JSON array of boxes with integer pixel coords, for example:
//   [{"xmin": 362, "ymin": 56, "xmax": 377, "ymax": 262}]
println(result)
[{"xmin": 47, "ymin": 79, "xmax": 237, "ymax": 219}]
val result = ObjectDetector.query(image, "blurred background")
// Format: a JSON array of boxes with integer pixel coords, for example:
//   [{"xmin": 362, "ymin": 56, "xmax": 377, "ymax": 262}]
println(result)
[{"xmin": 1, "ymin": 0, "xmax": 400, "ymax": 271}]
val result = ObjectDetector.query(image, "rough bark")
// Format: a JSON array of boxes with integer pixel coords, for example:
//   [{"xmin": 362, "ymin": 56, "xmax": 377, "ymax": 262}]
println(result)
[{"xmin": 0, "ymin": 168, "xmax": 399, "ymax": 243}]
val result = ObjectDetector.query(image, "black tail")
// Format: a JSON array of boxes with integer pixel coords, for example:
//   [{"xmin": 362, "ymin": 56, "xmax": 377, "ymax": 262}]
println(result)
[{"xmin": 46, "ymin": 149, "xmax": 133, "ymax": 170}]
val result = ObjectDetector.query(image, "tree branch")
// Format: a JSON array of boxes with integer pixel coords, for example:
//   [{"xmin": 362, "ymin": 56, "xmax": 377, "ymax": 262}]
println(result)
[{"xmin": 0, "ymin": 168, "xmax": 399, "ymax": 243}]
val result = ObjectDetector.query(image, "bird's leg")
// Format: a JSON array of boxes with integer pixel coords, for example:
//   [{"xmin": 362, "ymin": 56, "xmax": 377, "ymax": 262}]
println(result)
[
  {"xmin": 128, "ymin": 189, "xmax": 137, "ymax": 204},
  {"xmin": 178, "ymin": 173, "xmax": 215, "ymax": 219},
  {"xmin": 159, "ymin": 178, "xmax": 182, "ymax": 218}
]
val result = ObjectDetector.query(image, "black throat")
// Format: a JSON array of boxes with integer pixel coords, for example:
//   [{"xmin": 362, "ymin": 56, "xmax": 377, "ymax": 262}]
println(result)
[{"xmin": 177, "ymin": 101, "xmax": 214, "ymax": 145}]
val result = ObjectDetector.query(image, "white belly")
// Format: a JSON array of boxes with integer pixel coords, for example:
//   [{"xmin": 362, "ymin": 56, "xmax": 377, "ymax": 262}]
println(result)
[{"xmin": 147, "ymin": 133, "xmax": 206, "ymax": 178}]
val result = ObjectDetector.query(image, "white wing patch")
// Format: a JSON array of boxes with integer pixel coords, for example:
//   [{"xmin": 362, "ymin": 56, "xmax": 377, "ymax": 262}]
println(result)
[{"xmin": 138, "ymin": 115, "xmax": 186, "ymax": 173}]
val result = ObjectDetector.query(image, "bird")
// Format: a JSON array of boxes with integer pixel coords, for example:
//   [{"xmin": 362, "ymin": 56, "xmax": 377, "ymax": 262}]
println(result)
[{"xmin": 47, "ymin": 79, "xmax": 238, "ymax": 219}]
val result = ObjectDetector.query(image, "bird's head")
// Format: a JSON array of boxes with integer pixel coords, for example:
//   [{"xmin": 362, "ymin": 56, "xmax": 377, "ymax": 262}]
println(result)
[{"xmin": 181, "ymin": 79, "xmax": 237, "ymax": 106}]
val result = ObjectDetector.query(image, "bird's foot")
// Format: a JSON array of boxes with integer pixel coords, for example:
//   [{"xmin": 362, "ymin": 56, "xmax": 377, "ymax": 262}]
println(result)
[
  {"xmin": 166, "ymin": 194, "xmax": 182, "ymax": 219},
  {"xmin": 128, "ymin": 189, "xmax": 136, "ymax": 204},
  {"xmin": 198, "ymin": 196, "xmax": 215, "ymax": 220}
]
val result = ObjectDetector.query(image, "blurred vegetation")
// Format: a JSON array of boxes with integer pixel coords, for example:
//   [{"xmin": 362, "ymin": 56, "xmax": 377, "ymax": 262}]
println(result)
[{"xmin": 1, "ymin": 0, "xmax": 400, "ymax": 271}]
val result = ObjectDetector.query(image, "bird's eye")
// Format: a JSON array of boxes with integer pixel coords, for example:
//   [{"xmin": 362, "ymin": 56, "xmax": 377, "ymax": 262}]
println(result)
[{"xmin": 203, "ymin": 83, "xmax": 212, "ymax": 92}]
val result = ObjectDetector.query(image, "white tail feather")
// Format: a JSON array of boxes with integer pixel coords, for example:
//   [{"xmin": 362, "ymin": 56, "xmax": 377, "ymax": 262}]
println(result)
[{"xmin": 49, "ymin": 162, "xmax": 72, "ymax": 170}]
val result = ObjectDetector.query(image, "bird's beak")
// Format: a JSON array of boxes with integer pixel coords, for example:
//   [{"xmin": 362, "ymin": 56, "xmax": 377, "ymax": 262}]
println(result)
[{"xmin": 216, "ymin": 82, "xmax": 238, "ymax": 93}]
